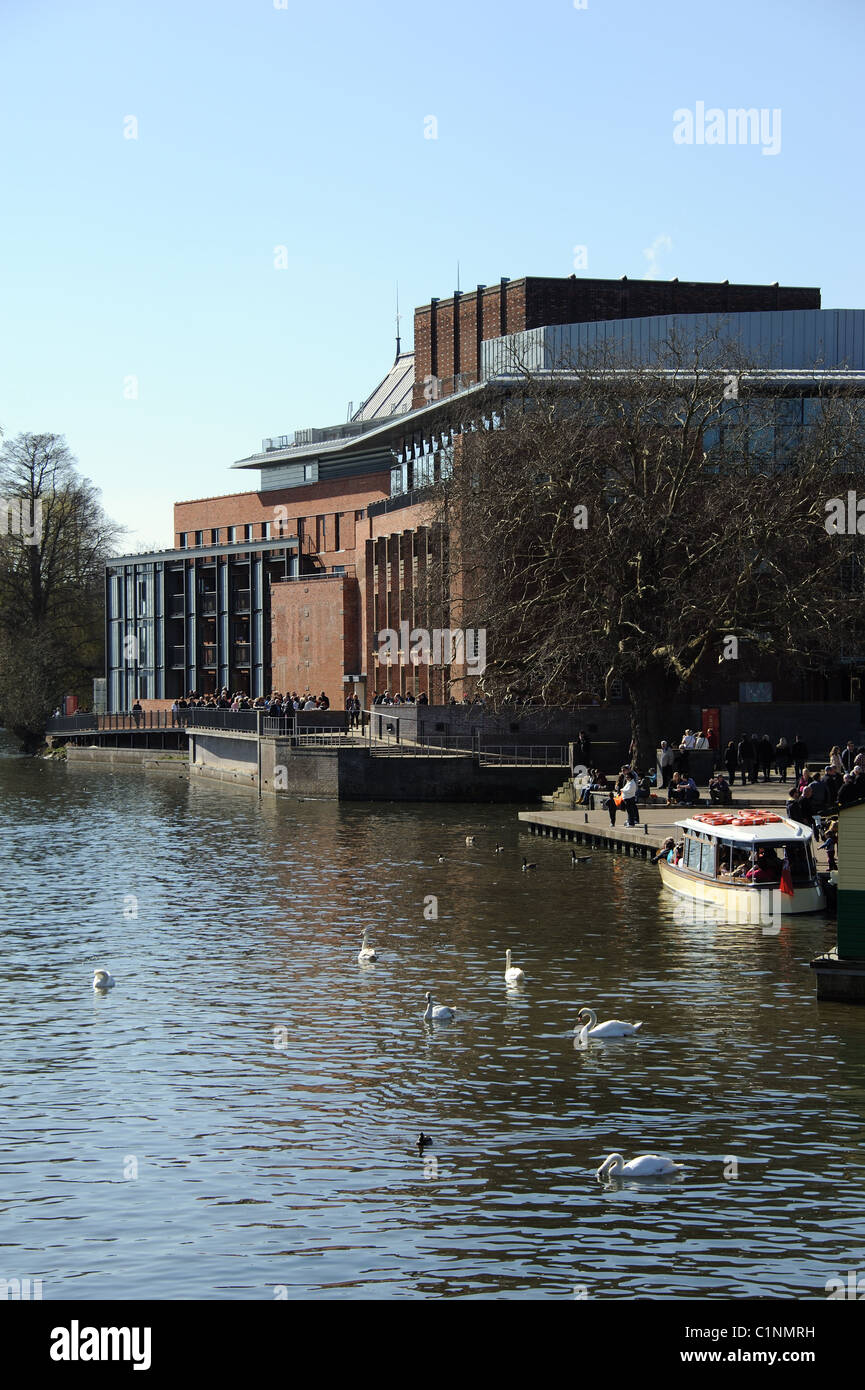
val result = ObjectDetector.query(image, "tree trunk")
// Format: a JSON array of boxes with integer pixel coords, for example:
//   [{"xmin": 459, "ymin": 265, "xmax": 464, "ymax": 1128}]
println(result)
[{"xmin": 626, "ymin": 667, "xmax": 678, "ymax": 774}]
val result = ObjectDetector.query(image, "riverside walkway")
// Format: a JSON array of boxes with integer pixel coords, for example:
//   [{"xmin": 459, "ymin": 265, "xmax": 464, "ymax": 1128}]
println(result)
[{"xmin": 518, "ymin": 782, "xmax": 835, "ymax": 870}]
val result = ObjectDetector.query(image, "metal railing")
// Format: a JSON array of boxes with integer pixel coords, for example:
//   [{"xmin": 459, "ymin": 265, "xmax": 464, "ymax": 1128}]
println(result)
[
  {"xmin": 168, "ymin": 595, "xmax": 185, "ymax": 617},
  {"xmin": 200, "ymin": 593, "xmax": 217, "ymax": 615},
  {"xmin": 478, "ymin": 745, "xmax": 570, "ymax": 766},
  {"xmin": 184, "ymin": 708, "xmax": 259, "ymax": 733}
]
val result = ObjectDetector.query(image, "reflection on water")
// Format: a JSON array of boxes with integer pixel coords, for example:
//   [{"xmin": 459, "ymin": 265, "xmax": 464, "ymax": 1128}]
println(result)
[{"xmin": 0, "ymin": 739, "xmax": 863, "ymax": 1300}]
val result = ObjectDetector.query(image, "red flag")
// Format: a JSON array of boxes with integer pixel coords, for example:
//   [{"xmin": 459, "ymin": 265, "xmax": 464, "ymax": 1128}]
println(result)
[{"xmin": 780, "ymin": 850, "xmax": 794, "ymax": 898}]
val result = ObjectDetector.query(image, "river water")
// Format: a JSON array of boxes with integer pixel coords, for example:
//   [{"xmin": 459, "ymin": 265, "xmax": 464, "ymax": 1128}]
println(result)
[{"xmin": 2, "ymin": 738, "xmax": 863, "ymax": 1301}]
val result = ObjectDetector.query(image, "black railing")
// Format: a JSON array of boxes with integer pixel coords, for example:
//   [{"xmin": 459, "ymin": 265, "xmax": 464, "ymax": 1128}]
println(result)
[
  {"xmin": 232, "ymin": 589, "xmax": 251, "ymax": 612},
  {"xmin": 201, "ymin": 644, "xmax": 217, "ymax": 666},
  {"xmin": 170, "ymin": 646, "xmax": 185, "ymax": 668},
  {"xmin": 200, "ymin": 593, "xmax": 217, "ymax": 615},
  {"xmin": 168, "ymin": 595, "xmax": 185, "ymax": 617},
  {"xmin": 233, "ymin": 642, "xmax": 251, "ymax": 665},
  {"xmin": 183, "ymin": 708, "xmax": 260, "ymax": 733}
]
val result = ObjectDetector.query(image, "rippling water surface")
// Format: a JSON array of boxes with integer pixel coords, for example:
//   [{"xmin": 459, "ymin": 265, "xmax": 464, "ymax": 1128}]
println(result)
[{"xmin": 2, "ymin": 738, "xmax": 864, "ymax": 1300}]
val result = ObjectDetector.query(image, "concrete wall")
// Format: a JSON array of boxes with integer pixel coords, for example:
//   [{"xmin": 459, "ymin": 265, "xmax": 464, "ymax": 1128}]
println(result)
[
  {"xmin": 718, "ymin": 702, "xmax": 862, "ymax": 753},
  {"xmin": 66, "ymin": 747, "xmax": 188, "ymax": 772}
]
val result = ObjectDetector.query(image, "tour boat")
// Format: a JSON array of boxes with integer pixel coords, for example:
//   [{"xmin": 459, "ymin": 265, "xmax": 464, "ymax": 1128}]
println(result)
[{"xmin": 657, "ymin": 811, "xmax": 826, "ymax": 920}]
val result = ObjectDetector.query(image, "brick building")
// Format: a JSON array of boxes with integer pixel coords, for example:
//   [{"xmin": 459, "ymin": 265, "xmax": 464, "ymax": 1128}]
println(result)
[{"xmin": 105, "ymin": 274, "xmax": 865, "ymax": 714}]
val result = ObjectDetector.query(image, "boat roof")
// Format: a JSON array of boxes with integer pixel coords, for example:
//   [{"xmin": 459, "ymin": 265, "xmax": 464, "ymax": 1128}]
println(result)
[{"xmin": 676, "ymin": 814, "xmax": 813, "ymax": 843}]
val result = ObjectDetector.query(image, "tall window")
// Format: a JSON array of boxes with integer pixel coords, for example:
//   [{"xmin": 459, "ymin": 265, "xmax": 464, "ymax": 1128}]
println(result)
[{"xmin": 228, "ymin": 526, "xmax": 237, "ymax": 543}]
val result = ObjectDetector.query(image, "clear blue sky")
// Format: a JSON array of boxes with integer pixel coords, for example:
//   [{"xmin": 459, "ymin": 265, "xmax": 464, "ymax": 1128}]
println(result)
[{"xmin": 1, "ymin": 0, "xmax": 863, "ymax": 551}]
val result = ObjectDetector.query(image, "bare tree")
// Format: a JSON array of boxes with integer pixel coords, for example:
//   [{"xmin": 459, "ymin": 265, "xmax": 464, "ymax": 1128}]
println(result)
[
  {"xmin": 426, "ymin": 332, "xmax": 865, "ymax": 764},
  {"xmin": 0, "ymin": 433, "xmax": 123, "ymax": 748}
]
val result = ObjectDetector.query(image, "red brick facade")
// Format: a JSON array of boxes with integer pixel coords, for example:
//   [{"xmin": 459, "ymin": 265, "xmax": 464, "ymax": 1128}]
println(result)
[{"xmin": 270, "ymin": 574, "xmax": 360, "ymax": 706}]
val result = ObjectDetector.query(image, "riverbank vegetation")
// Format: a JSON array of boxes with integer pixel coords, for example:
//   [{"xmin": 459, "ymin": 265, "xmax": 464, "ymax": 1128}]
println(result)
[{"xmin": 0, "ymin": 431, "xmax": 121, "ymax": 751}]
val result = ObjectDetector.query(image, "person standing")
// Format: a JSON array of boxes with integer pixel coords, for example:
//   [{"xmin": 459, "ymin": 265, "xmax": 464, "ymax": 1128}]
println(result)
[
  {"xmin": 791, "ymin": 735, "xmax": 809, "ymax": 781},
  {"xmin": 774, "ymin": 735, "xmax": 790, "ymax": 782},
  {"xmin": 620, "ymin": 768, "xmax": 640, "ymax": 826},
  {"xmin": 724, "ymin": 740, "xmax": 738, "ymax": 784},
  {"xmin": 737, "ymin": 734, "xmax": 755, "ymax": 786},
  {"xmin": 759, "ymin": 735, "xmax": 773, "ymax": 783},
  {"xmin": 659, "ymin": 739, "xmax": 675, "ymax": 789}
]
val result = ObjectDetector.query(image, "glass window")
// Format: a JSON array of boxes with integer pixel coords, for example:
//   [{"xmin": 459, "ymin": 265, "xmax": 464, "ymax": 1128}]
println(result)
[
  {"xmin": 211, "ymin": 529, "xmax": 220, "ymax": 545},
  {"xmin": 700, "ymin": 841, "xmax": 716, "ymax": 876},
  {"xmin": 261, "ymin": 521, "xmax": 271, "ymax": 540},
  {"xmin": 685, "ymin": 838, "xmax": 701, "ymax": 870},
  {"xmin": 179, "ymin": 533, "xmax": 187, "ymax": 549},
  {"xmin": 244, "ymin": 524, "xmax": 252, "ymax": 540},
  {"xmin": 195, "ymin": 531, "xmax": 203, "ymax": 547},
  {"xmin": 228, "ymin": 526, "xmax": 237, "ymax": 543}
]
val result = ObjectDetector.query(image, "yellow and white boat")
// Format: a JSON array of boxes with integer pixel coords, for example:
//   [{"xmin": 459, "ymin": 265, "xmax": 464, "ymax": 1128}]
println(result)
[{"xmin": 658, "ymin": 811, "xmax": 826, "ymax": 921}]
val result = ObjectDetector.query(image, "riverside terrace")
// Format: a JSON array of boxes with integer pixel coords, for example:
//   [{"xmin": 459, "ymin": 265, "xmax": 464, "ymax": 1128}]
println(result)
[{"xmin": 45, "ymin": 707, "xmax": 575, "ymax": 802}]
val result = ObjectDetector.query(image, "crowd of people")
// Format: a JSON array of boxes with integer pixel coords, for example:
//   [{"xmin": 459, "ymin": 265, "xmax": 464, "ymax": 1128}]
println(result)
[
  {"xmin": 370, "ymin": 691, "xmax": 488, "ymax": 707},
  {"xmin": 164, "ymin": 688, "xmax": 335, "ymax": 724},
  {"xmin": 574, "ymin": 724, "xmax": 865, "ymax": 859}
]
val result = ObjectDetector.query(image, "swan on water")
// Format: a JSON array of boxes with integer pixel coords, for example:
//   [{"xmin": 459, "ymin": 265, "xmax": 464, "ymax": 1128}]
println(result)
[
  {"xmin": 423, "ymin": 991, "xmax": 456, "ymax": 1022},
  {"xmin": 357, "ymin": 930, "xmax": 377, "ymax": 963},
  {"xmin": 437, "ymin": 854, "xmax": 446, "ymax": 863},
  {"xmin": 93, "ymin": 970, "xmax": 115, "ymax": 991},
  {"xmin": 504, "ymin": 949, "xmax": 526, "ymax": 985},
  {"xmin": 494, "ymin": 843, "xmax": 505, "ymax": 854},
  {"xmin": 521, "ymin": 856, "xmax": 537, "ymax": 872},
  {"xmin": 465, "ymin": 836, "xmax": 475, "ymax": 846},
  {"xmin": 596, "ymin": 1152, "xmax": 682, "ymax": 1180},
  {"xmin": 575, "ymin": 1006, "xmax": 642, "ymax": 1042}
]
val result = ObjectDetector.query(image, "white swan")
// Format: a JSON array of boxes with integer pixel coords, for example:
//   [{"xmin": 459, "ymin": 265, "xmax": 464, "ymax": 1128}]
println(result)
[
  {"xmin": 465, "ymin": 835, "xmax": 475, "ymax": 846},
  {"xmin": 357, "ymin": 930, "xmax": 377, "ymax": 963},
  {"xmin": 575, "ymin": 1006, "xmax": 642, "ymax": 1042},
  {"xmin": 504, "ymin": 949, "xmax": 526, "ymax": 985},
  {"xmin": 597, "ymin": 1152, "xmax": 682, "ymax": 1180},
  {"xmin": 423, "ymin": 991, "xmax": 456, "ymax": 1022},
  {"xmin": 93, "ymin": 969, "xmax": 115, "ymax": 991}
]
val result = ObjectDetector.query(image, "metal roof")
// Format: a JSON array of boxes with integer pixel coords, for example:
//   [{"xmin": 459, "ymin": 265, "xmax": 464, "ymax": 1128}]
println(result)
[{"xmin": 352, "ymin": 351, "xmax": 415, "ymax": 422}]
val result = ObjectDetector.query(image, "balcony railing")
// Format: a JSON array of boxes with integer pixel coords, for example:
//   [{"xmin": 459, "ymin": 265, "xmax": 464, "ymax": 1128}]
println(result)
[
  {"xmin": 232, "ymin": 589, "xmax": 251, "ymax": 612},
  {"xmin": 201, "ymin": 644, "xmax": 217, "ymax": 666},
  {"xmin": 168, "ymin": 594, "xmax": 185, "ymax": 617},
  {"xmin": 170, "ymin": 645, "xmax": 185, "ymax": 668},
  {"xmin": 200, "ymin": 593, "xmax": 217, "ymax": 616},
  {"xmin": 233, "ymin": 643, "xmax": 251, "ymax": 665}
]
